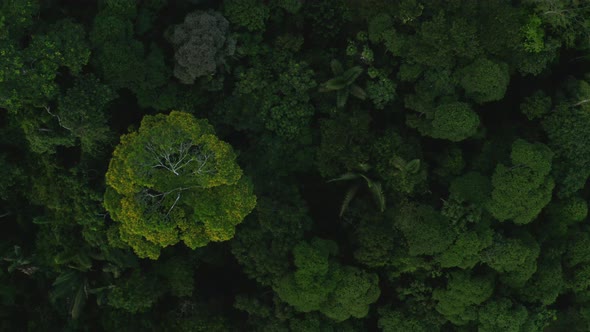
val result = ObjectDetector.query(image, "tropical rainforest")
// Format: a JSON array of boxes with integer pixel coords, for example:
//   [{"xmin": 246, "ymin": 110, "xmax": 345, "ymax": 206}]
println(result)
[{"xmin": 2, "ymin": 0, "xmax": 590, "ymax": 331}]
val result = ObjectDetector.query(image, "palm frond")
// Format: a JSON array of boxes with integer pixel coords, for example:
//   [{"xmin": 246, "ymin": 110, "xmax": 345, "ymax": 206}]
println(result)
[
  {"xmin": 369, "ymin": 182, "xmax": 386, "ymax": 212},
  {"xmin": 337, "ymin": 89, "xmax": 349, "ymax": 108},
  {"xmin": 340, "ymin": 185, "xmax": 360, "ymax": 217},
  {"xmin": 70, "ymin": 282, "xmax": 87, "ymax": 320},
  {"xmin": 357, "ymin": 163, "xmax": 371, "ymax": 172},
  {"xmin": 349, "ymin": 84, "xmax": 367, "ymax": 100},
  {"xmin": 406, "ymin": 159, "xmax": 421, "ymax": 174},
  {"xmin": 320, "ymin": 77, "xmax": 349, "ymax": 91},
  {"xmin": 330, "ymin": 59, "xmax": 344, "ymax": 75},
  {"xmin": 359, "ymin": 174, "xmax": 374, "ymax": 188},
  {"xmin": 328, "ymin": 172, "xmax": 360, "ymax": 183},
  {"xmin": 392, "ymin": 155, "xmax": 407, "ymax": 171},
  {"xmin": 341, "ymin": 66, "xmax": 363, "ymax": 84}
]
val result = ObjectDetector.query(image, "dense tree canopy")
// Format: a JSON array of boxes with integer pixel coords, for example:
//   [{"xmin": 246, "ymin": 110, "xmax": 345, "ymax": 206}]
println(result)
[
  {"xmin": 2, "ymin": 0, "xmax": 590, "ymax": 330},
  {"xmin": 104, "ymin": 111, "xmax": 256, "ymax": 259}
]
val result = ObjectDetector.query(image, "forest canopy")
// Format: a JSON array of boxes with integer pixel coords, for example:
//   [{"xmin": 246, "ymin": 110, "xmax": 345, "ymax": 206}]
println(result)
[{"xmin": 2, "ymin": 0, "xmax": 590, "ymax": 331}]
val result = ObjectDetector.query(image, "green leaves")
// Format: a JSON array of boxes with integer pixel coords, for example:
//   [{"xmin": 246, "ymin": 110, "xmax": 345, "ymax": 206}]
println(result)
[
  {"xmin": 50, "ymin": 271, "xmax": 90, "ymax": 320},
  {"xmin": 104, "ymin": 111, "xmax": 256, "ymax": 259},
  {"xmin": 319, "ymin": 60, "xmax": 366, "ymax": 107},
  {"xmin": 328, "ymin": 164, "xmax": 385, "ymax": 217},
  {"xmin": 274, "ymin": 239, "xmax": 380, "ymax": 322},
  {"xmin": 487, "ymin": 139, "xmax": 554, "ymax": 224}
]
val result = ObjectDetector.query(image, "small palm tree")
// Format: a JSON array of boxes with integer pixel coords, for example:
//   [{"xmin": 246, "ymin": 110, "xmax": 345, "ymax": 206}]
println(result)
[
  {"xmin": 319, "ymin": 59, "xmax": 366, "ymax": 108},
  {"xmin": 328, "ymin": 163, "xmax": 385, "ymax": 217}
]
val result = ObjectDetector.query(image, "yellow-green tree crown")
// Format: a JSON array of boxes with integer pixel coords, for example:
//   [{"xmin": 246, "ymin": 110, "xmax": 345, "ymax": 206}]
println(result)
[{"xmin": 104, "ymin": 111, "xmax": 256, "ymax": 259}]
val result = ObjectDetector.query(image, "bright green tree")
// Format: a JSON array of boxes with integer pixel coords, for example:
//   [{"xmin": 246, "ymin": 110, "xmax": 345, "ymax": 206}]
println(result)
[{"xmin": 104, "ymin": 111, "xmax": 256, "ymax": 259}]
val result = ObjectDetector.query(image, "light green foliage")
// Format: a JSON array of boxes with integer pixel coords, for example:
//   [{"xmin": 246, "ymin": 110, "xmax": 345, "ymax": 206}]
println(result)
[
  {"xmin": 57, "ymin": 74, "xmax": 117, "ymax": 155},
  {"xmin": 526, "ymin": 0, "xmax": 590, "ymax": 48},
  {"xmin": 543, "ymin": 79, "xmax": 590, "ymax": 197},
  {"xmin": 169, "ymin": 11, "xmax": 235, "ymax": 84},
  {"xmin": 274, "ymin": 238, "xmax": 380, "ymax": 322},
  {"xmin": 433, "ymin": 272, "xmax": 494, "ymax": 325},
  {"xmin": 431, "ymin": 102, "xmax": 480, "ymax": 142},
  {"xmin": 522, "ymin": 15, "xmax": 545, "ymax": 53},
  {"xmin": 224, "ymin": 0, "xmax": 269, "ymax": 31},
  {"xmin": 104, "ymin": 112, "xmax": 256, "ymax": 259},
  {"xmin": 481, "ymin": 233, "xmax": 540, "ymax": 288},
  {"xmin": 520, "ymin": 90, "xmax": 552, "ymax": 120},
  {"xmin": 478, "ymin": 298, "xmax": 528, "ymax": 332},
  {"xmin": 459, "ymin": 58, "xmax": 510, "ymax": 104},
  {"xmin": 107, "ymin": 271, "xmax": 162, "ymax": 313},
  {"xmin": 487, "ymin": 139, "xmax": 554, "ymax": 224},
  {"xmin": 28, "ymin": 20, "xmax": 90, "ymax": 75},
  {"xmin": 395, "ymin": 203, "xmax": 455, "ymax": 256},
  {"xmin": 0, "ymin": 20, "xmax": 90, "ymax": 111}
]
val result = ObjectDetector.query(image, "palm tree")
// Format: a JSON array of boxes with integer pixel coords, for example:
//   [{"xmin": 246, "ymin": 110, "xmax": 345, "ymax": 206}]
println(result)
[
  {"xmin": 319, "ymin": 59, "xmax": 366, "ymax": 108},
  {"xmin": 328, "ymin": 163, "xmax": 385, "ymax": 217}
]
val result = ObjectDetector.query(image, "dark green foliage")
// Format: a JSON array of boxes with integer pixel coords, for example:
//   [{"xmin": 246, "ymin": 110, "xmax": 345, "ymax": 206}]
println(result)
[
  {"xmin": 487, "ymin": 139, "xmax": 554, "ymax": 224},
  {"xmin": 543, "ymin": 78, "xmax": 590, "ymax": 197},
  {"xmin": 395, "ymin": 203, "xmax": 455, "ymax": 256},
  {"xmin": 273, "ymin": 238, "xmax": 380, "ymax": 322},
  {"xmin": 57, "ymin": 74, "xmax": 117, "ymax": 155},
  {"xmin": 433, "ymin": 271, "xmax": 494, "ymax": 325},
  {"xmin": 478, "ymin": 298, "xmax": 529, "ymax": 332},
  {"xmin": 316, "ymin": 111, "xmax": 372, "ymax": 178},
  {"xmin": 3, "ymin": 1, "xmax": 590, "ymax": 329},
  {"xmin": 459, "ymin": 58, "xmax": 510, "ymax": 104},
  {"xmin": 521, "ymin": 90, "xmax": 552, "ymax": 120},
  {"xmin": 431, "ymin": 102, "xmax": 480, "ymax": 141},
  {"xmin": 223, "ymin": 0, "xmax": 269, "ymax": 32}
]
